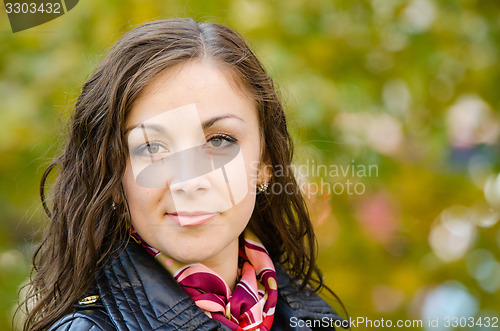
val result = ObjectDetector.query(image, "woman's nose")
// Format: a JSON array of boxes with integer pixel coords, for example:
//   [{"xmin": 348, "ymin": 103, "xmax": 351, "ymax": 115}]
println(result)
[
  {"xmin": 166, "ymin": 146, "xmax": 213, "ymax": 195},
  {"xmin": 168, "ymin": 174, "xmax": 211, "ymax": 195}
]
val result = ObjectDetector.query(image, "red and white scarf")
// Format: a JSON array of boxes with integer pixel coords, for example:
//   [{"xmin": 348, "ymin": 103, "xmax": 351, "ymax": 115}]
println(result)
[{"xmin": 130, "ymin": 228, "xmax": 278, "ymax": 331}]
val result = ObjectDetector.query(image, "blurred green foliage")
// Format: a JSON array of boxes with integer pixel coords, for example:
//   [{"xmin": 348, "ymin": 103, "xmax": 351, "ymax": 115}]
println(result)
[{"xmin": 1, "ymin": 0, "xmax": 499, "ymax": 330}]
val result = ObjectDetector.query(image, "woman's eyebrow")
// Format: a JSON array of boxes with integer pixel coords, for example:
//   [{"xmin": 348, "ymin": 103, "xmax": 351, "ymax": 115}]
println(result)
[
  {"xmin": 202, "ymin": 114, "xmax": 244, "ymax": 130},
  {"xmin": 125, "ymin": 123, "xmax": 165, "ymax": 136},
  {"xmin": 125, "ymin": 113, "xmax": 245, "ymax": 135}
]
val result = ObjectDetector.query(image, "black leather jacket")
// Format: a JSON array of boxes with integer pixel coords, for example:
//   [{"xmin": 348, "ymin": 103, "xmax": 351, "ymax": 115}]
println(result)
[{"xmin": 49, "ymin": 241, "xmax": 345, "ymax": 330}]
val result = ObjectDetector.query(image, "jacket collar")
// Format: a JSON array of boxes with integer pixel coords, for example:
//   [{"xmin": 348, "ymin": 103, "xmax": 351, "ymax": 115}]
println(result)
[
  {"xmin": 96, "ymin": 240, "xmax": 343, "ymax": 330},
  {"xmin": 97, "ymin": 241, "xmax": 225, "ymax": 330}
]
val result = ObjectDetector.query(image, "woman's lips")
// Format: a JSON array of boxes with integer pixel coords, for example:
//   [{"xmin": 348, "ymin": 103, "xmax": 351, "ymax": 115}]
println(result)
[{"xmin": 166, "ymin": 211, "xmax": 218, "ymax": 227}]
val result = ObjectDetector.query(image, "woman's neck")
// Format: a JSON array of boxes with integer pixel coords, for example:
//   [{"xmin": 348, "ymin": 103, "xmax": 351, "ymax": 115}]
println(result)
[{"xmin": 201, "ymin": 237, "xmax": 239, "ymax": 290}]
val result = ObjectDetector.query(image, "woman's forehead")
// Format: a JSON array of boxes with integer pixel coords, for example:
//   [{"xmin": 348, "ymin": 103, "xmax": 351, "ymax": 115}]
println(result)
[{"xmin": 126, "ymin": 61, "xmax": 258, "ymax": 129}]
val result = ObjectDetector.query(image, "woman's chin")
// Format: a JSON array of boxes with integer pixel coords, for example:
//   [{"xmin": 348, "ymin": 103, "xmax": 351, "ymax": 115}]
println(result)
[{"xmin": 166, "ymin": 248, "xmax": 217, "ymax": 264}]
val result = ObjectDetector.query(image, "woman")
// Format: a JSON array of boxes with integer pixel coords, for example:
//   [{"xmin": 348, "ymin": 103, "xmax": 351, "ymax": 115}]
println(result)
[{"xmin": 20, "ymin": 19, "xmax": 346, "ymax": 330}]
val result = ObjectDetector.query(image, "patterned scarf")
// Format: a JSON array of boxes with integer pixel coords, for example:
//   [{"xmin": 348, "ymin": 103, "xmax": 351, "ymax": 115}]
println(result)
[{"xmin": 130, "ymin": 228, "xmax": 278, "ymax": 331}]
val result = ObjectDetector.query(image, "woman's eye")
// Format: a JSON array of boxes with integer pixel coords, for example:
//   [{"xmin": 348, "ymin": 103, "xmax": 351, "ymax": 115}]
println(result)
[
  {"xmin": 208, "ymin": 138, "xmax": 224, "ymax": 147},
  {"xmin": 133, "ymin": 142, "xmax": 168, "ymax": 157},
  {"xmin": 147, "ymin": 144, "xmax": 160, "ymax": 154},
  {"xmin": 206, "ymin": 135, "xmax": 236, "ymax": 149}
]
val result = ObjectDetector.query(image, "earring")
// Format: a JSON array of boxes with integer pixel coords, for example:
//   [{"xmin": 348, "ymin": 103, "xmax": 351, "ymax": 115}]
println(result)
[
  {"xmin": 111, "ymin": 202, "xmax": 116, "ymax": 210},
  {"xmin": 257, "ymin": 182, "xmax": 269, "ymax": 192}
]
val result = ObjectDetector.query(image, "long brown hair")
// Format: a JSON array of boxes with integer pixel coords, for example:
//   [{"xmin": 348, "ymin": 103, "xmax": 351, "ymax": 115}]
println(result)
[{"xmin": 20, "ymin": 18, "xmax": 340, "ymax": 331}]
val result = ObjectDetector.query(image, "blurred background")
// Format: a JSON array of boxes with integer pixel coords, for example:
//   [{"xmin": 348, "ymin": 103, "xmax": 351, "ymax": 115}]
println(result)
[{"xmin": 1, "ymin": 0, "xmax": 499, "ymax": 330}]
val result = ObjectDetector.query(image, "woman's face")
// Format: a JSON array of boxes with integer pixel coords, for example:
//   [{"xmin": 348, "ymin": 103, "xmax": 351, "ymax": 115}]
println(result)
[{"xmin": 122, "ymin": 60, "xmax": 265, "ymax": 266}]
